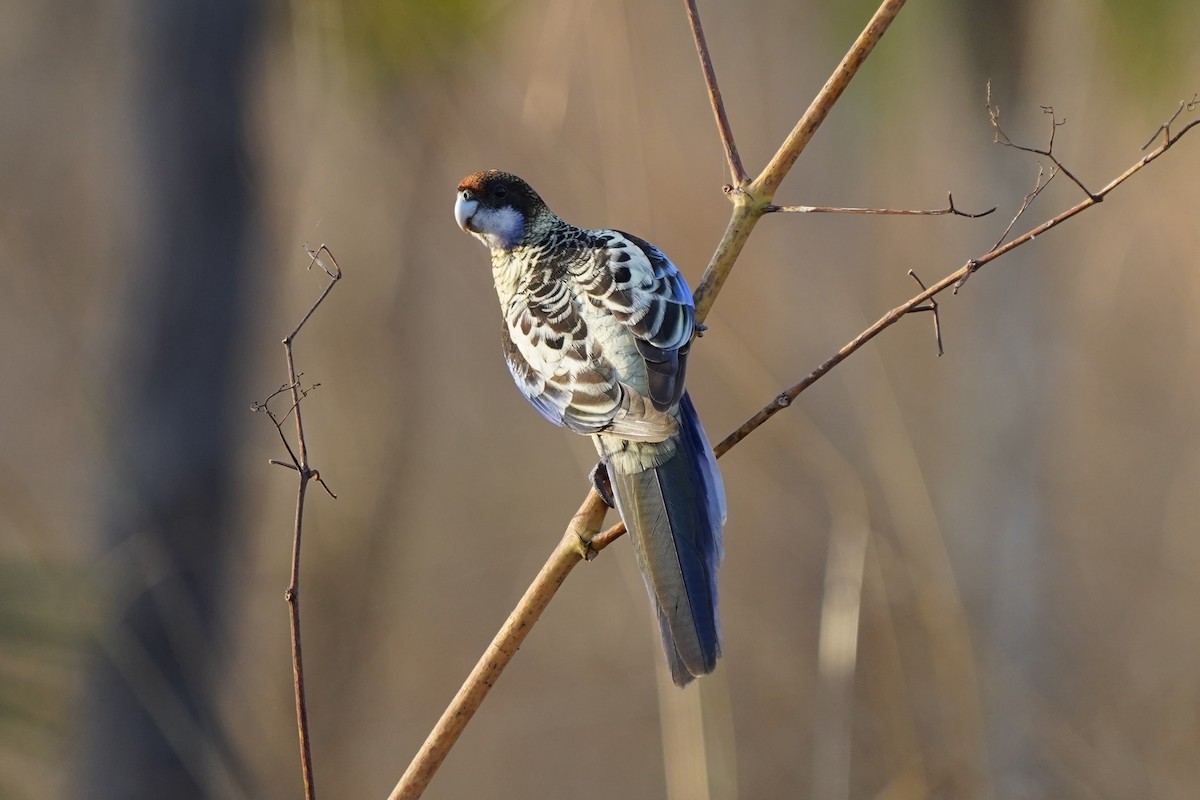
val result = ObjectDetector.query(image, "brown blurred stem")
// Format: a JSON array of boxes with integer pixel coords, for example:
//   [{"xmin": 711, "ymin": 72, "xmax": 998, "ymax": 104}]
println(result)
[{"xmin": 254, "ymin": 244, "xmax": 342, "ymax": 800}]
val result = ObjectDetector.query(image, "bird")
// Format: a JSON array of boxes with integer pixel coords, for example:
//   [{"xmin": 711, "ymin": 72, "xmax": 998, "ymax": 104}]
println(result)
[{"xmin": 454, "ymin": 170, "xmax": 726, "ymax": 686}]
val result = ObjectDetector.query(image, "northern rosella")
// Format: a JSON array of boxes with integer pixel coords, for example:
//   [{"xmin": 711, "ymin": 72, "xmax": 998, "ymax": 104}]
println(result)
[{"xmin": 454, "ymin": 170, "xmax": 726, "ymax": 685}]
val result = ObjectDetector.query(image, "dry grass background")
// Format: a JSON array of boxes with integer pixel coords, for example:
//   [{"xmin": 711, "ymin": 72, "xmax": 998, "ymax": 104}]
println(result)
[{"xmin": 2, "ymin": 0, "xmax": 1199, "ymax": 798}]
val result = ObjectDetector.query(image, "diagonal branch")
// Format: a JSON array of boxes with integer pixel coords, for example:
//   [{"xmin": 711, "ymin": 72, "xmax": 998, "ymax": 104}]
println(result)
[{"xmin": 387, "ymin": 493, "xmax": 609, "ymax": 800}]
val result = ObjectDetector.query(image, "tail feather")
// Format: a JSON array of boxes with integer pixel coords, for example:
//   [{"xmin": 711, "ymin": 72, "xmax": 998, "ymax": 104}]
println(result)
[{"xmin": 609, "ymin": 392, "xmax": 725, "ymax": 686}]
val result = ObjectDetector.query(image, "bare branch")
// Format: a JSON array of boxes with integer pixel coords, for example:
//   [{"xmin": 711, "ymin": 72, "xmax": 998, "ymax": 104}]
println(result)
[
  {"xmin": 716, "ymin": 102, "xmax": 1198, "ymax": 456},
  {"xmin": 684, "ymin": 0, "xmax": 747, "ymax": 185},
  {"xmin": 765, "ymin": 192, "xmax": 995, "ymax": 218},
  {"xmin": 255, "ymin": 244, "xmax": 343, "ymax": 800}
]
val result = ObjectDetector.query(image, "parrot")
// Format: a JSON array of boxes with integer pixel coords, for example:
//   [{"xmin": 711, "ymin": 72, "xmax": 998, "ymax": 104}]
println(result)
[{"xmin": 455, "ymin": 170, "xmax": 726, "ymax": 685}]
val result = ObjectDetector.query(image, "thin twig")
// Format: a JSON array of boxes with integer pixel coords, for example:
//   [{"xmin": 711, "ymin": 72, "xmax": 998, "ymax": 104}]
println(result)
[
  {"xmin": 987, "ymin": 81, "xmax": 1098, "ymax": 201},
  {"xmin": 1141, "ymin": 93, "xmax": 1199, "ymax": 150},
  {"xmin": 986, "ymin": 163, "xmax": 1057, "ymax": 255},
  {"xmin": 253, "ymin": 243, "xmax": 343, "ymax": 800},
  {"xmin": 684, "ymin": 0, "xmax": 747, "ymax": 186},
  {"xmin": 765, "ymin": 192, "xmax": 995, "ymax": 218},
  {"xmin": 907, "ymin": 270, "xmax": 943, "ymax": 356}
]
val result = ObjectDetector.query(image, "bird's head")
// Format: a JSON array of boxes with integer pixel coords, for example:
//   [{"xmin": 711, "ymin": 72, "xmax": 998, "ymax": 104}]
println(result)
[{"xmin": 454, "ymin": 171, "xmax": 548, "ymax": 252}]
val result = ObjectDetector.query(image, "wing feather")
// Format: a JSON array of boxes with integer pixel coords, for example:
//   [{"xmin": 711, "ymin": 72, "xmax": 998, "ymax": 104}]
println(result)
[
  {"xmin": 502, "ymin": 296, "xmax": 676, "ymax": 442},
  {"xmin": 580, "ymin": 230, "xmax": 696, "ymax": 411}
]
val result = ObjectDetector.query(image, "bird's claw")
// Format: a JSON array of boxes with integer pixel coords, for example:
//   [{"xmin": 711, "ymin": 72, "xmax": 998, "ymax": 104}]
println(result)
[{"xmin": 590, "ymin": 461, "xmax": 616, "ymax": 509}]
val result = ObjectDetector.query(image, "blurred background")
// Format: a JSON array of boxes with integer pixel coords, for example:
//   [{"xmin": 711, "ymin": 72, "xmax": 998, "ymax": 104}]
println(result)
[{"xmin": 3, "ymin": 0, "xmax": 1199, "ymax": 797}]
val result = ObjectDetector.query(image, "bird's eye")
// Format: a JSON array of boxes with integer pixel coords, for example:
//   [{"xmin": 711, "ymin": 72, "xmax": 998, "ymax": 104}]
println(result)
[{"xmin": 492, "ymin": 185, "xmax": 508, "ymax": 200}]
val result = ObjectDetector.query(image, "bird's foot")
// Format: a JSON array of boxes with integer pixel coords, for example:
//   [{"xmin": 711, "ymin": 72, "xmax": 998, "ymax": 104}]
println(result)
[{"xmin": 590, "ymin": 461, "xmax": 616, "ymax": 509}]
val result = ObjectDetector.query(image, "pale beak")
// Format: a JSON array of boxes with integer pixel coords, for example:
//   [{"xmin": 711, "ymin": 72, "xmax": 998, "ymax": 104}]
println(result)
[{"xmin": 454, "ymin": 191, "xmax": 479, "ymax": 232}]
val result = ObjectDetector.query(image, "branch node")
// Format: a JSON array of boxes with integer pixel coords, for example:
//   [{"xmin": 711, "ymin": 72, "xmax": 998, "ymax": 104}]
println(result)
[
  {"xmin": 775, "ymin": 392, "xmax": 792, "ymax": 409},
  {"xmin": 1141, "ymin": 93, "xmax": 1199, "ymax": 151},
  {"xmin": 953, "ymin": 260, "xmax": 982, "ymax": 294},
  {"xmin": 576, "ymin": 533, "xmax": 598, "ymax": 561}
]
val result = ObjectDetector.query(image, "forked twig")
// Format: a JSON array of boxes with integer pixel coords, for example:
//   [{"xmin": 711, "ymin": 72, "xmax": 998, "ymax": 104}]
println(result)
[
  {"xmin": 1140, "ymin": 93, "xmax": 1200, "ymax": 150},
  {"xmin": 907, "ymin": 270, "xmax": 943, "ymax": 356},
  {"xmin": 253, "ymin": 243, "xmax": 343, "ymax": 800},
  {"xmin": 987, "ymin": 80, "xmax": 1097, "ymax": 200}
]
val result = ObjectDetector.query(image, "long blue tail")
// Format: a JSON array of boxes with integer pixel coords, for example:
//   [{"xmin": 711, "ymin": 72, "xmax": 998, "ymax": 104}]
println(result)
[{"xmin": 608, "ymin": 393, "xmax": 726, "ymax": 686}]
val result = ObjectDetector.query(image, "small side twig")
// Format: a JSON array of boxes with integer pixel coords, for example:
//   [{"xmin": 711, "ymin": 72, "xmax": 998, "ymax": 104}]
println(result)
[
  {"xmin": 988, "ymin": 163, "xmax": 1057, "ymax": 253},
  {"xmin": 765, "ymin": 192, "xmax": 995, "ymax": 218},
  {"xmin": 907, "ymin": 270, "xmax": 943, "ymax": 356},
  {"xmin": 1140, "ymin": 93, "xmax": 1200, "ymax": 150},
  {"xmin": 253, "ymin": 243, "xmax": 343, "ymax": 800}
]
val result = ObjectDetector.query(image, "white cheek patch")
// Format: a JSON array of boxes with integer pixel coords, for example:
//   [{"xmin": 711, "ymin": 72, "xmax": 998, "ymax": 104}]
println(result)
[{"xmin": 472, "ymin": 205, "xmax": 524, "ymax": 251}]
